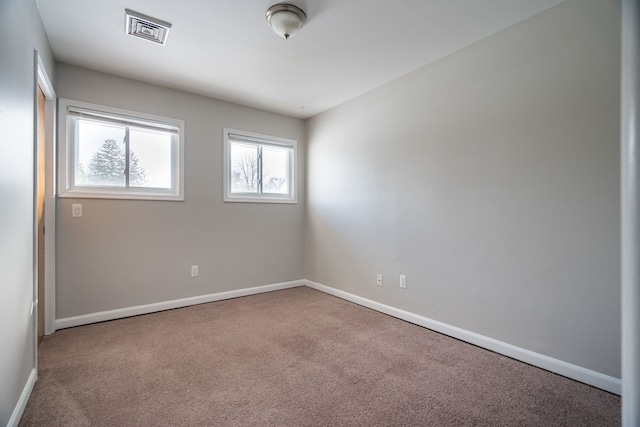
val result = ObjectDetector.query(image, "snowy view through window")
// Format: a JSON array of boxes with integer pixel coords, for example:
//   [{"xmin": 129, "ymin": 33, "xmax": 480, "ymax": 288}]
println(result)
[
  {"xmin": 230, "ymin": 141, "xmax": 290, "ymax": 195},
  {"xmin": 76, "ymin": 119, "xmax": 172, "ymax": 189}
]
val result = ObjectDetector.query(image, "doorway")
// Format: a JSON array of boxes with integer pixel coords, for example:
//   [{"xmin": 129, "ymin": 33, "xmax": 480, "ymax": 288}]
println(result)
[
  {"xmin": 36, "ymin": 86, "xmax": 45, "ymax": 346},
  {"xmin": 35, "ymin": 54, "xmax": 56, "ymax": 343}
]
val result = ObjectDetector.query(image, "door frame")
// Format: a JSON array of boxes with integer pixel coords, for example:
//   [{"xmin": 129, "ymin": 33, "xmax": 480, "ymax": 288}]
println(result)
[{"xmin": 35, "ymin": 53, "xmax": 56, "ymax": 337}]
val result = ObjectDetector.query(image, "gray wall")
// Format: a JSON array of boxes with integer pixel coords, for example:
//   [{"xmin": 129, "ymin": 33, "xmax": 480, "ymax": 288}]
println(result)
[
  {"xmin": 55, "ymin": 64, "xmax": 305, "ymax": 318},
  {"xmin": 305, "ymin": 0, "xmax": 621, "ymax": 378},
  {"xmin": 0, "ymin": 0, "xmax": 55, "ymax": 424}
]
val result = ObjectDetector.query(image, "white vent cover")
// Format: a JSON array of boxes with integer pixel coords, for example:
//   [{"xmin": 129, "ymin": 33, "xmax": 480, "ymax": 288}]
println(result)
[{"xmin": 125, "ymin": 9, "xmax": 171, "ymax": 45}]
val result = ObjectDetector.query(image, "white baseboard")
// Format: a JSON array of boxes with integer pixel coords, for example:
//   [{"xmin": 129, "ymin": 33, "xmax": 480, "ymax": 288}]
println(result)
[
  {"xmin": 8, "ymin": 368, "xmax": 37, "ymax": 427},
  {"xmin": 53, "ymin": 278, "xmax": 621, "ymax": 395},
  {"xmin": 56, "ymin": 280, "xmax": 305, "ymax": 330},
  {"xmin": 304, "ymin": 280, "xmax": 621, "ymax": 395}
]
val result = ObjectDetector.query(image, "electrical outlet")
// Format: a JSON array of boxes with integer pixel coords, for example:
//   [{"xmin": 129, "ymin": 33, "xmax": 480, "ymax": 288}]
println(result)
[
  {"xmin": 377, "ymin": 274, "xmax": 383, "ymax": 287},
  {"xmin": 191, "ymin": 265, "xmax": 199, "ymax": 277},
  {"xmin": 400, "ymin": 274, "xmax": 407, "ymax": 289}
]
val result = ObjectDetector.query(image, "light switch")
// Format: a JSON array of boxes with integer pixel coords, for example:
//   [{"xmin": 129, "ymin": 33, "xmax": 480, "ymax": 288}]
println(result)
[
  {"xmin": 400, "ymin": 275, "xmax": 407, "ymax": 289},
  {"xmin": 72, "ymin": 204, "xmax": 82, "ymax": 217}
]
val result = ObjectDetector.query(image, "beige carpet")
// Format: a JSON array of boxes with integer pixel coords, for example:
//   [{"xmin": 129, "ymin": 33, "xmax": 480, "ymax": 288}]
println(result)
[{"xmin": 20, "ymin": 287, "xmax": 620, "ymax": 426}]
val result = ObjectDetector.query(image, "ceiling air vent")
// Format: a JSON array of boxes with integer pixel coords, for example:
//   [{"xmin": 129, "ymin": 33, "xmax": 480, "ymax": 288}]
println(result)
[{"xmin": 125, "ymin": 9, "xmax": 171, "ymax": 45}]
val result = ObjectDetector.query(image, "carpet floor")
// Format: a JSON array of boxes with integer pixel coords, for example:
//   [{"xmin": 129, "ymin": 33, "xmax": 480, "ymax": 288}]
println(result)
[{"xmin": 20, "ymin": 287, "xmax": 620, "ymax": 426}]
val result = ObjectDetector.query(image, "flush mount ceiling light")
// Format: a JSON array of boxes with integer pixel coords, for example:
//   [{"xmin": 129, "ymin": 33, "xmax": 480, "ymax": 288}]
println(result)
[
  {"xmin": 266, "ymin": 3, "xmax": 306, "ymax": 39},
  {"xmin": 125, "ymin": 9, "xmax": 171, "ymax": 45}
]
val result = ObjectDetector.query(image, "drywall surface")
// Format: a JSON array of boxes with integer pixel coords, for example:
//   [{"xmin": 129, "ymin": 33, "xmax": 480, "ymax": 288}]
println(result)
[
  {"xmin": 55, "ymin": 64, "xmax": 305, "ymax": 318},
  {"xmin": 306, "ymin": 0, "xmax": 621, "ymax": 378},
  {"xmin": 0, "ymin": 0, "xmax": 55, "ymax": 424}
]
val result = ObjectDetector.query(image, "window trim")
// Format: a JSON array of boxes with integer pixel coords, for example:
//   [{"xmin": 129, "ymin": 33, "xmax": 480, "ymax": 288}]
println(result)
[
  {"xmin": 223, "ymin": 128, "xmax": 297, "ymax": 204},
  {"xmin": 58, "ymin": 98, "xmax": 185, "ymax": 201}
]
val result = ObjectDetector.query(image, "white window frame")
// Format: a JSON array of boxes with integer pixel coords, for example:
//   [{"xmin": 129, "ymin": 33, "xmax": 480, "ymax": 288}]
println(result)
[
  {"xmin": 223, "ymin": 128, "xmax": 297, "ymax": 204},
  {"xmin": 58, "ymin": 98, "xmax": 185, "ymax": 201}
]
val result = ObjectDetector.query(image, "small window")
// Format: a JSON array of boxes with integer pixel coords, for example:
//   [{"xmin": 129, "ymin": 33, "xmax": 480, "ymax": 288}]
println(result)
[
  {"xmin": 58, "ymin": 99, "xmax": 184, "ymax": 201},
  {"xmin": 224, "ymin": 128, "xmax": 296, "ymax": 203}
]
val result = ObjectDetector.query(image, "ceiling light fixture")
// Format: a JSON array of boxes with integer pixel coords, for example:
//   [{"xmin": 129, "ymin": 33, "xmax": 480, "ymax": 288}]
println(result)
[{"xmin": 266, "ymin": 3, "xmax": 306, "ymax": 40}]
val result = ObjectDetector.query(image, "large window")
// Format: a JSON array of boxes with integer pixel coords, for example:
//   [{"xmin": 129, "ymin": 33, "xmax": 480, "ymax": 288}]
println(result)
[
  {"xmin": 224, "ymin": 128, "xmax": 296, "ymax": 203},
  {"xmin": 59, "ymin": 99, "xmax": 184, "ymax": 200}
]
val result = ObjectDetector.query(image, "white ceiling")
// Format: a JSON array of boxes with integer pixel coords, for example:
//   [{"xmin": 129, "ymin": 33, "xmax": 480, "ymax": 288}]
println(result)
[{"xmin": 36, "ymin": 0, "xmax": 564, "ymax": 119}]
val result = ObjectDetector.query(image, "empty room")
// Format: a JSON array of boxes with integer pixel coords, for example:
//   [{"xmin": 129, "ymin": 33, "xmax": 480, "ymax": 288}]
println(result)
[{"xmin": 2, "ymin": 0, "xmax": 637, "ymax": 425}]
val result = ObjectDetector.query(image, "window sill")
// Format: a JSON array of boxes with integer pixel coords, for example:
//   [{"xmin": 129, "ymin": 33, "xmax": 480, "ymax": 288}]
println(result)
[
  {"xmin": 59, "ymin": 189, "xmax": 184, "ymax": 201},
  {"xmin": 223, "ymin": 196, "xmax": 297, "ymax": 204}
]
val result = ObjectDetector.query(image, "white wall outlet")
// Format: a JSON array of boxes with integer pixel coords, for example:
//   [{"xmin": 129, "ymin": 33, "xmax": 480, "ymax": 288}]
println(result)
[
  {"xmin": 400, "ymin": 274, "xmax": 407, "ymax": 289},
  {"xmin": 377, "ymin": 273, "xmax": 383, "ymax": 286},
  {"xmin": 191, "ymin": 265, "xmax": 199, "ymax": 277},
  {"xmin": 72, "ymin": 203, "xmax": 82, "ymax": 217}
]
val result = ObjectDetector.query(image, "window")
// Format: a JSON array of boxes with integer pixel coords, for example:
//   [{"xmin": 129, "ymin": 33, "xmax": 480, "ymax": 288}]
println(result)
[
  {"xmin": 224, "ymin": 128, "xmax": 296, "ymax": 203},
  {"xmin": 59, "ymin": 99, "xmax": 184, "ymax": 200}
]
